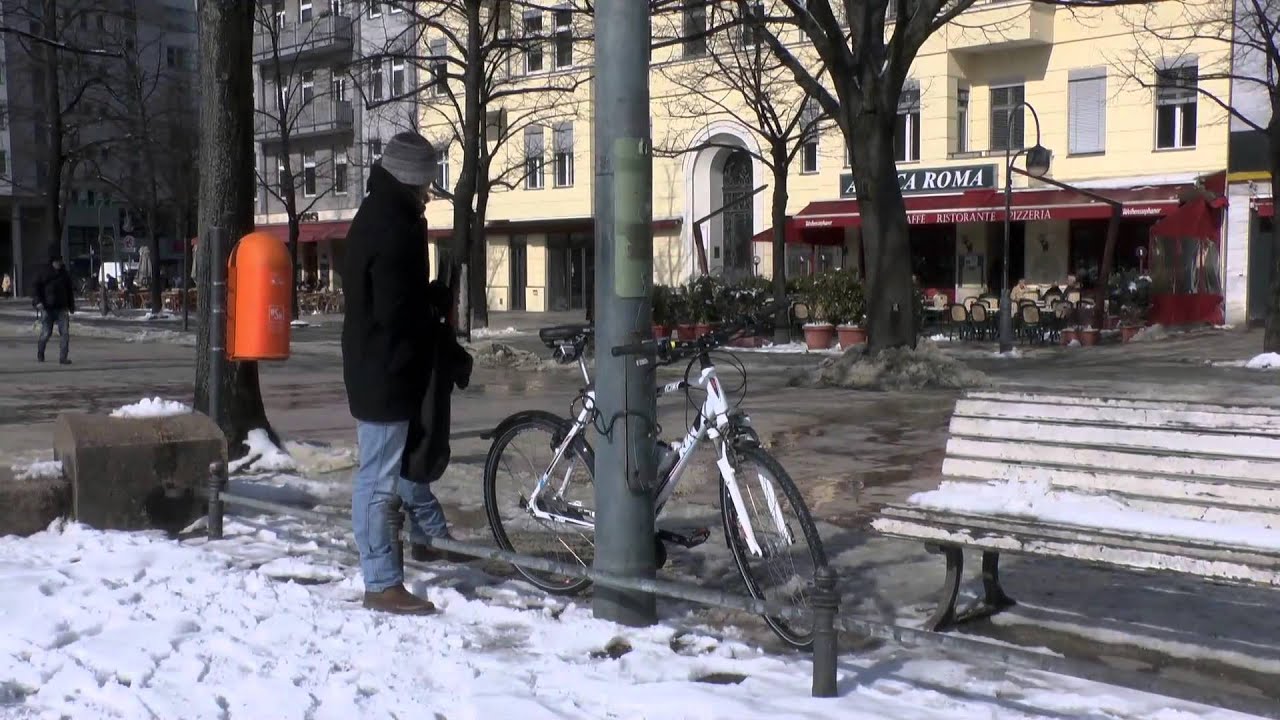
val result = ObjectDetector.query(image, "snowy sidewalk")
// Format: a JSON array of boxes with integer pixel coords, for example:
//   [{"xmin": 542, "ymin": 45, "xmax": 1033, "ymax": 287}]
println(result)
[{"xmin": 0, "ymin": 521, "xmax": 1262, "ymax": 720}]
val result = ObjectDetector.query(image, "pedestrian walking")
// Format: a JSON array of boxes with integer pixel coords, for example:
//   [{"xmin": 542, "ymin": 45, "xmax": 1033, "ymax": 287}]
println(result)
[
  {"xmin": 342, "ymin": 131, "xmax": 458, "ymax": 616},
  {"xmin": 32, "ymin": 251, "xmax": 75, "ymax": 365}
]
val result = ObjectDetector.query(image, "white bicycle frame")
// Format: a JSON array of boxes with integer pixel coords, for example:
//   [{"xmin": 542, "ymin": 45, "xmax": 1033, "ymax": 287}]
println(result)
[{"xmin": 522, "ymin": 350, "xmax": 794, "ymax": 558}]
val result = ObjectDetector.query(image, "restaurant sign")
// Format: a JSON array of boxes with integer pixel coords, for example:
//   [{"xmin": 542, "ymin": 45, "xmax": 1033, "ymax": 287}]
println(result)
[{"xmin": 839, "ymin": 164, "xmax": 998, "ymax": 199}]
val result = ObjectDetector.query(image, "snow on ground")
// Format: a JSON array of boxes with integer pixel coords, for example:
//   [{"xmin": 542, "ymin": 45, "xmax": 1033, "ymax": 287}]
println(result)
[
  {"xmin": 229, "ymin": 429, "xmax": 298, "ymax": 474},
  {"xmin": 10, "ymin": 460, "xmax": 62, "ymax": 481},
  {"xmin": 471, "ymin": 326, "xmax": 521, "ymax": 339},
  {"xmin": 993, "ymin": 348, "xmax": 1023, "ymax": 359},
  {"xmin": 281, "ymin": 441, "xmax": 356, "ymax": 475},
  {"xmin": 1246, "ymin": 353, "xmax": 1280, "ymax": 370},
  {"xmin": 109, "ymin": 397, "xmax": 191, "ymax": 419},
  {"xmin": 909, "ymin": 478, "xmax": 1280, "ymax": 552},
  {"xmin": 0, "ymin": 521, "xmax": 1257, "ymax": 720},
  {"xmin": 732, "ymin": 342, "xmax": 841, "ymax": 355}
]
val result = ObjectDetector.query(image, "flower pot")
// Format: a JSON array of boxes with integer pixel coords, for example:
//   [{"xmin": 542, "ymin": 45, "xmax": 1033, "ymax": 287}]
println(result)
[
  {"xmin": 1120, "ymin": 324, "xmax": 1142, "ymax": 343},
  {"xmin": 694, "ymin": 322, "xmax": 713, "ymax": 338},
  {"xmin": 676, "ymin": 323, "xmax": 697, "ymax": 342},
  {"xmin": 652, "ymin": 325, "xmax": 671, "ymax": 341},
  {"xmin": 803, "ymin": 323, "xmax": 835, "ymax": 351},
  {"xmin": 731, "ymin": 335, "xmax": 764, "ymax": 348},
  {"xmin": 1061, "ymin": 329, "xmax": 1078, "ymax": 346},
  {"xmin": 1078, "ymin": 329, "xmax": 1100, "ymax": 347},
  {"xmin": 837, "ymin": 325, "xmax": 867, "ymax": 348}
]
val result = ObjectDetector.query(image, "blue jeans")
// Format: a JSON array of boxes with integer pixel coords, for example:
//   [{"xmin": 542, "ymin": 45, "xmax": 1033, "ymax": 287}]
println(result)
[
  {"xmin": 38, "ymin": 310, "xmax": 70, "ymax": 361},
  {"xmin": 352, "ymin": 420, "xmax": 449, "ymax": 592}
]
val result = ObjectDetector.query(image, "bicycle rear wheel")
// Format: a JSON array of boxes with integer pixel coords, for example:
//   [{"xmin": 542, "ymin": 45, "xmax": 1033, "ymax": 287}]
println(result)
[
  {"xmin": 483, "ymin": 411, "xmax": 596, "ymax": 595},
  {"xmin": 720, "ymin": 444, "xmax": 828, "ymax": 650}
]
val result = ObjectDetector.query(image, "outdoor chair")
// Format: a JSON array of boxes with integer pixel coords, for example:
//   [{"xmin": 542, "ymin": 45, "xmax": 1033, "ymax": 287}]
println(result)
[
  {"xmin": 1019, "ymin": 303, "xmax": 1045, "ymax": 344},
  {"xmin": 947, "ymin": 304, "xmax": 969, "ymax": 341},
  {"xmin": 968, "ymin": 302, "xmax": 990, "ymax": 340}
]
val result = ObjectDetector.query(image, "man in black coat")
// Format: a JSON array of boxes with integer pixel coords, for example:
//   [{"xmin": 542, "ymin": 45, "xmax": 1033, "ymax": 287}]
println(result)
[
  {"xmin": 31, "ymin": 251, "xmax": 75, "ymax": 364},
  {"xmin": 342, "ymin": 131, "xmax": 455, "ymax": 616}
]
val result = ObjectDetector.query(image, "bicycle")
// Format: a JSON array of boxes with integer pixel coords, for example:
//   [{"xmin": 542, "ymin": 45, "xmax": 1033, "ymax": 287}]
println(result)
[{"xmin": 481, "ymin": 304, "xmax": 828, "ymax": 649}]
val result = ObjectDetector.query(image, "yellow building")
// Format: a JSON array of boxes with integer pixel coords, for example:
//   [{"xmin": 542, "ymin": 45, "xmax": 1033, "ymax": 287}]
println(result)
[{"xmin": 420, "ymin": 1, "xmax": 1232, "ymax": 316}]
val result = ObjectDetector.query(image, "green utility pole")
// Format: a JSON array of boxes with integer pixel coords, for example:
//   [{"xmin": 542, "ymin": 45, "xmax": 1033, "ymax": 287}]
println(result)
[{"xmin": 591, "ymin": 0, "xmax": 658, "ymax": 626}]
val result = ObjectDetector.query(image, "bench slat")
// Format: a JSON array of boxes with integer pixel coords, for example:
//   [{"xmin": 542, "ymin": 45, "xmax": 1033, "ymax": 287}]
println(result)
[
  {"xmin": 872, "ymin": 514, "xmax": 1280, "ymax": 588},
  {"xmin": 942, "ymin": 458, "xmax": 1280, "ymax": 515},
  {"xmin": 964, "ymin": 391, "xmax": 1280, "ymax": 417},
  {"xmin": 950, "ymin": 416, "xmax": 1280, "ymax": 461},
  {"xmin": 954, "ymin": 398, "xmax": 1280, "ymax": 435},
  {"xmin": 946, "ymin": 437, "xmax": 1280, "ymax": 484}
]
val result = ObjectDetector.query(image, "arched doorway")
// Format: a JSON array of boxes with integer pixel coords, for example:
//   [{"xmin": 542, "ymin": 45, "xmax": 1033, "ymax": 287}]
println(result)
[{"xmin": 720, "ymin": 150, "xmax": 754, "ymax": 281}]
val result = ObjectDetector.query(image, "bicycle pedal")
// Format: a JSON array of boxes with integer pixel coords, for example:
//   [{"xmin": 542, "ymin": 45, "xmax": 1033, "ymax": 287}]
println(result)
[{"xmin": 657, "ymin": 528, "xmax": 711, "ymax": 549}]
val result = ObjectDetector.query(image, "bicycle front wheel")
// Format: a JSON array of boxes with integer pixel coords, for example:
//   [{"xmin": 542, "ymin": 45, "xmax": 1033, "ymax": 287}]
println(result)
[
  {"xmin": 483, "ymin": 411, "xmax": 596, "ymax": 595},
  {"xmin": 720, "ymin": 445, "xmax": 828, "ymax": 650}
]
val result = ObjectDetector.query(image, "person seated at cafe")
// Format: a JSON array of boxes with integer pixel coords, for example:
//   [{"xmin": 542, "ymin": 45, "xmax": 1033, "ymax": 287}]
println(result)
[{"xmin": 1011, "ymin": 278, "xmax": 1031, "ymax": 303}]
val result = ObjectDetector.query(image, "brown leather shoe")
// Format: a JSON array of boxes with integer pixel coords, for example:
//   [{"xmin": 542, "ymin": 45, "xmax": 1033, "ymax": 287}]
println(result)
[
  {"xmin": 410, "ymin": 540, "xmax": 472, "ymax": 564},
  {"xmin": 362, "ymin": 584, "xmax": 437, "ymax": 615}
]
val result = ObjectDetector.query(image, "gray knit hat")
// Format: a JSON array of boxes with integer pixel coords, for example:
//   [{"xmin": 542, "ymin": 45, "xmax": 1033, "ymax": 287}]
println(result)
[{"xmin": 379, "ymin": 131, "xmax": 437, "ymax": 188}]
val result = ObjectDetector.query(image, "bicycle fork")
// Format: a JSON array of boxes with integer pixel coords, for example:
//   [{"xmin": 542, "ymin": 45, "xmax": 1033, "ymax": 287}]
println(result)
[{"xmin": 716, "ymin": 442, "xmax": 795, "ymax": 558}]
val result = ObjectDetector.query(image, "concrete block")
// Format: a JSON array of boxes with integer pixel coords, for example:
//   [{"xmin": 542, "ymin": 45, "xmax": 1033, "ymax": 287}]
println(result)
[
  {"xmin": 53, "ymin": 412, "xmax": 227, "ymax": 533},
  {"xmin": 0, "ymin": 470, "xmax": 71, "ymax": 537}
]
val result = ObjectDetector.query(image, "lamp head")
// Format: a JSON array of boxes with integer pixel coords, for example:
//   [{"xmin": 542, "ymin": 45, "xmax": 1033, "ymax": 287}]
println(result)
[{"xmin": 1026, "ymin": 145, "xmax": 1052, "ymax": 177}]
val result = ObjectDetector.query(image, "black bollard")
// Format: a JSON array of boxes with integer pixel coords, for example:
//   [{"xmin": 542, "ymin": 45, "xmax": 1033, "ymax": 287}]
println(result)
[
  {"xmin": 810, "ymin": 565, "xmax": 840, "ymax": 698},
  {"xmin": 207, "ymin": 461, "xmax": 227, "ymax": 540}
]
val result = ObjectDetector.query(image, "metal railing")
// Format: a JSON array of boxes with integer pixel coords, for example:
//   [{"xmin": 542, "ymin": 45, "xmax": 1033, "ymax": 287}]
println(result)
[{"xmin": 253, "ymin": 14, "xmax": 354, "ymax": 63}]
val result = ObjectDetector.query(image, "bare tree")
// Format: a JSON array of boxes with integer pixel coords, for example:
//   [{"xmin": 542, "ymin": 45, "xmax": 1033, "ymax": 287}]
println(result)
[
  {"xmin": 732, "ymin": 0, "xmax": 996, "ymax": 352},
  {"xmin": 364, "ymin": 0, "xmax": 590, "ymax": 333},
  {"xmin": 657, "ymin": 3, "xmax": 828, "ymax": 339},
  {"xmin": 195, "ymin": 0, "xmax": 276, "ymax": 449},
  {"xmin": 1112, "ymin": 0, "xmax": 1279, "ymax": 348},
  {"xmin": 93, "ymin": 0, "xmax": 198, "ymax": 314},
  {"xmin": 252, "ymin": 2, "xmax": 348, "ymax": 320},
  {"xmin": 2, "ymin": 0, "xmax": 116, "ymax": 263}
]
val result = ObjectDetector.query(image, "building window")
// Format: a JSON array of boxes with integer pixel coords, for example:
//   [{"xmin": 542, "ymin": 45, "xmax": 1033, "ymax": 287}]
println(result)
[
  {"xmin": 391, "ymin": 59, "xmax": 405, "ymax": 96},
  {"xmin": 369, "ymin": 138, "xmax": 382, "ymax": 164},
  {"xmin": 303, "ymin": 153, "xmax": 317, "ymax": 196},
  {"xmin": 895, "ymin": 81, "xmax": 921, "ymax": 163},
  {"xmin": 844, "ymin": 141, "xmax": 852, "ymax": 168},
  {"xmin": 330, "ymin": 68, "xmax": 347, "ymax": 102},
  {"xmin": 301, "ymin": 70, "xmax": 315, "ymax": 103},
  {"xmin": 0, "ymin": 150, "xmax": 7, "ymax": 176},
  {"xmin": 389, "ymin": 1, "xmax": 401, "ymax": 12},
  {"xmin": 554, "ymin": 7, "xmax": 573, "ymax": 69},
  {"xmin": 524, "ymin": 126, "xmax": 545, "ymax": 189},
  {"xmin": 277, "ymin": 157, "xmax": 288, "ymax": 195},
  {"xmin": 371, "ymin": 62, "xmax": 383, "ymax": 100},
  {"xmin": 329, "ymin": 0, "xmax": 346, "ymax": 17},
  {"xmin": 523, "ymin": 11, "xmax": 543, "ymax": 73},
  {"xmin": 738, "ymin": 1, "xmax": 763, "ymax": 46},
  {"xmin": 1068, "ymin": 68, "xmax": 1106, "ymax": 155},
  {"xmin": 683, "ymin": 2, "xmax": 708, "ymax": 58},
  {"xmin": 429, "ymin": 39, "xmax": 447, "ymax": 96},
  {"xmin": 800, "ymin": 98, "xmax": 820, "ymax": 174},
  {"xmin": 369, "ymin": 1, "xmax": 382, "ymax": 18},
  {"xmin": 435, "ymin": 143, "xmax": 450, "ymax": 191},
  {"xmin": 955, "ymin": 85, "xmax": 969, "ymax": 153},
  {"xmin": 1155, "ymin": 62, "xmax": 1197, "ymax": 149},
  {"xmin": 553, "ymin": 122, "xmax": 574, "ymax": 187},
  {"xmin": 990, "ymin": 83, "xmax": 1025, "ymax": 151},
  {"xmin": 301, "ymin": 1, "xmax": 313, "ymax": 22},
  {"xmin": 273, "ymin": 6, "xmax": 286, "ymax": 31},
  {"xmin": 334, "ymin": 154, "xmax": 348, "ymax": 194},
  {"xmin": 486, "ymin": 109, "xmax": 507, "ymax": 142}
]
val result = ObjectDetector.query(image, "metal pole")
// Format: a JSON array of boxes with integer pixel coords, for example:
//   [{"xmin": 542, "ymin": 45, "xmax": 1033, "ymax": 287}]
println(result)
[
  {"xmin": 209, "ymin": 225, "xmax": 226, "ymax": 431},
  {"xmin": 206, "ymin": 461, "xmax": 226, "ymax": 540},
  {"xmin": 998, "ymin": 116, "xmax": 1015, "ymax": 353},
  {"xmin": 592, "ymin": 0, "xmax": 658, "ymax": 627}
]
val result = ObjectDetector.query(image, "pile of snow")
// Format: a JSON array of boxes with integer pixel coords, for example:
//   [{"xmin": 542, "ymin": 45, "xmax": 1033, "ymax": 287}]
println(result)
[
  {"xmin": 470, "ymin": 341, "xmax": 561, "ymax": 371},
  {"xmin": 282, "ymin": 441, "xmax": 357, "ymax": 475},
  {"xmin": 1128, "ymin": 324, "xmax": 1169, "ymax": 343},
  {"xmin": 910, "ymin": 478, "xmax": 1280, "ymax": 552},
  {"xmin": 993, "ymin": 348, "xmax": 1023, "ymax": 359},
  {"xmin": 142, "ymin": 311, "xmax": 174, "ymax": 321},
  {"xmin": 0, "ymin": 521, "xmax": 1248, "ymax": 720},
  {"xmin": 471, "ymin": 326, "xmax": 521, "ymax": 339},
  {"xmin": 121, "ymin": 328, "xmax": 197, "ymax": 346},
  {"xmin": 230, "ymin": 428, "xmax": 297, "ymax": 474},
  {"xmin": 11, "ymin": 459, "xmax": 63, "ymax": 481},
  {"xmin": 1246, "ymin": 353, "xmax": 1280, "ymax": 370},
  {"xmin": 734, "ymin": 342, "xmax": 839, "ymax": 355},
  {"xmin": 794, "ymin": 339, "xmax": 988, "ymax": 391},
  {"xmin": 110, "ymin": 397, "xmax": 191, "ymax": 418}
]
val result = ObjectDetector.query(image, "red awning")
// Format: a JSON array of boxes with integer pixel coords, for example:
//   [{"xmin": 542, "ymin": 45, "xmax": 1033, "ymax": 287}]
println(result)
[
  {"xmin": 255, "ymin": 221, "xmax": 351, "ymax": 244},
  {"xmin": 750, "ymin": 219, "xmax": 810, "ymax": 245},
  {"xmin": 1152, "ymin": 198, "xmax": 1223, "ymax": 242},
  {"xmin": 1257, "ymin": 199, "xmax": 1275, "ymax": 218},
  {"xmin": 795, "ymin": 185, "xmax": 1186, "ymax": 229}
]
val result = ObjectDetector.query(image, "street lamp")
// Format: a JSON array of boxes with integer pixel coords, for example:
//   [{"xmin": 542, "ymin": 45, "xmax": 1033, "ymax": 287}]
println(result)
[{"xmin": 998, "ymin": 102, "xmax": 1051, "ymax": 353}]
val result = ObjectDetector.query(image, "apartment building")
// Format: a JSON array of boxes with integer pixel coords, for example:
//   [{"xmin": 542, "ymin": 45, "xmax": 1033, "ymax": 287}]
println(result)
[
  {"xmin": 251, "ymin": 0, "xmax": 421, "ymax": 289},
  {"xmin": 406, "ymin": 2, "xmax": 1236, "ymax": 318},
  {"xmin": 1, "ymin": 0, "xmax": 198, "ymax": 293}
]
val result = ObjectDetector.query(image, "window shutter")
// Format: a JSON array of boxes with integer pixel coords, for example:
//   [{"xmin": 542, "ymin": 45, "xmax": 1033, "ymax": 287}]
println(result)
[{"xmin": 1068, "ymin": 73, "xmax": 1105, "ymax": 154}]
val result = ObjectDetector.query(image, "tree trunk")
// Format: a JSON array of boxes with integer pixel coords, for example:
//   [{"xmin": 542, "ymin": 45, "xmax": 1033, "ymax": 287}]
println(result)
[
  {"xmin": 850, "ymin": 109, "xmax": 916, "ymax": 353},
  {"xmin": 194, "ymin": 0, "xmax": 273, "ymax": 450},
  {"xmin": 470, "ymin": 184, "xmax": 490, "ymax": 329},
  {"xmin": 770, "ymin": 155, "xmax": 789, "ymax": 344},
  {"xmin": 288, "ymin": 217, "xmax": 300, "ymax": 320},
  {"xmin": 1263, "ymin": 117, "xmax": 1280, "ymax": 352}
]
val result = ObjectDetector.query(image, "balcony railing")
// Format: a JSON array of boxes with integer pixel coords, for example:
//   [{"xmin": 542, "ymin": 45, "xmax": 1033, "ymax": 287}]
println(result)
[
  {"xmin": 253, "ymin": 14, "xmax": 354, "ymax": 64},
  {"xmin": 255, "ymin": 100, "xmax": 355, "ymax": 142}
]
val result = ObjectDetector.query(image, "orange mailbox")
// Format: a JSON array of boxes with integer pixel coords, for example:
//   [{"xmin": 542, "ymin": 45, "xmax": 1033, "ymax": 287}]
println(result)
[{"xmin": 227, "ymin": 231, "xmax": 292, "ymax": 361}]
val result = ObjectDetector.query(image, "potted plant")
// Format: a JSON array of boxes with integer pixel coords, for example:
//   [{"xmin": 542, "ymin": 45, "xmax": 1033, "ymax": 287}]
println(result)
[
  {"xmin": 1077, "ymin": 325, "xmax": 1101, "ymax": 346},
  {"xmin": 651, "ymin": 285, "xmax": 673, "ymax": 341},
  {"xmin": 688, "ymin": 276, "xmax": 720, "ymax": 337},
  {"xmin": 672, "ymin": 286, "xmax": 696, "ymax": 341},
  {"xmin": 1118, "ymin": 273, "xmax": 1151, "ymax": 342},
  {"xmin": 830, "ymin": 269, "xmax": 867, "ymax": 348},
  {"xmin": 801, "ymin": 272, "xmax": 836, "ymax": 351},
  {"xmin": 1061, "ymin": 325, "xmax": 1080, "ymax": 346}
]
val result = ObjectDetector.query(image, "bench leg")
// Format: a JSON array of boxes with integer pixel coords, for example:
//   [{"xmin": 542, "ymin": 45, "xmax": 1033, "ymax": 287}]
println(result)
[
  {"xmin": 924, "ymin": 544, "xmax": 963, "ymax": 631},
  {"xmin": 980, "ymin": 551, "xmax": 1016, "ymax": 610}
]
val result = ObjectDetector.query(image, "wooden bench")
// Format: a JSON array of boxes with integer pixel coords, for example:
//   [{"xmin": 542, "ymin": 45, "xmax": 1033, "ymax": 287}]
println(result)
[{"xmin": 872, "ymin": 390, "xmax": 1280, "ymax": 631}]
